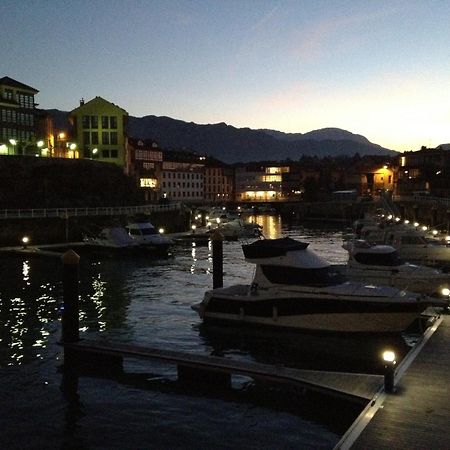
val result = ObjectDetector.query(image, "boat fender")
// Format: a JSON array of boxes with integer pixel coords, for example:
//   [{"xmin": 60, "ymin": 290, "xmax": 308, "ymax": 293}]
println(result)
[{"xmin": 250, "ymin": 282, "xmax": 259, "ymax": 295}]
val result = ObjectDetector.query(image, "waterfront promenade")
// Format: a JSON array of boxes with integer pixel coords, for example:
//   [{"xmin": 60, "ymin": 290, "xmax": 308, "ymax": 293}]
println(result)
[{"xmin": 338, "ymin": 314, "xmax": 450, "ymax": 449}]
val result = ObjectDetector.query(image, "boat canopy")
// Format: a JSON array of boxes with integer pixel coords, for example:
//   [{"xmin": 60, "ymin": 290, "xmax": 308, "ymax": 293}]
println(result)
[{"xmin": 242, "ymin": 237, "xmax": 308, "ymax": 259}]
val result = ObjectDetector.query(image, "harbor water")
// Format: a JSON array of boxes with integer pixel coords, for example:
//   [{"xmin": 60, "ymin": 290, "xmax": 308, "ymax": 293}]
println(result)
[{"xmin": 0, "ymin": 216, "xmax": 415, "ymax": 449}]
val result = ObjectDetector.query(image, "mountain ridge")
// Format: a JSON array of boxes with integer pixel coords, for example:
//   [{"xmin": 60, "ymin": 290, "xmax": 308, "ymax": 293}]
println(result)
[{"xmin": 45, "ymin": 109, "xmax": 397, "ymax": 163}]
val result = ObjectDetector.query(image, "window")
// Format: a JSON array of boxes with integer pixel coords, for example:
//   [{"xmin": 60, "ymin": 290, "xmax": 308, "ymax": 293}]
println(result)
[
  {"xmin": 91, "ymin": 132, "xmax": 98, "ymax": 145},
  {"xmin": 83, "ymin": 131, "xmax": 90, "ymax": 144},
  {"xmin": 110, "ymin": 132, "xmax": 117, "ymax": 145},
  {"xmin": 102, "ymin": 132, "xmax": 109, "ymax": 145},
  {"xmin": 82, "ymin": 116, "xmax": 90, "ymax": 129},
  {"xmin": 102, "ymin": 149, "xmax": 110, "ymax": 158},
  {"xmin": 110, "ymin": 149, "xmax": 118, "ymax": 158},
  {"xmin": 102, "ymin": 116, "xmax": 109, "ymax": 128},
  {"xmin": 3, "ymin": 89, "xmax": 13, "ymax": 100},
  {"xmin": 110, "ymin": 116, "xmax": 117, "ymax": 129},
  {"xmin": 91, "ymin": 116, "xmax": 98, "ymax": 128}
]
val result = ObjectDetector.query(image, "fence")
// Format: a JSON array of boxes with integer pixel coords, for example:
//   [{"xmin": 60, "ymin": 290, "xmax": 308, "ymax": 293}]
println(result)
[{"xmin": 0, "ymin": 203, "xmax": 182, "ymax": 219}]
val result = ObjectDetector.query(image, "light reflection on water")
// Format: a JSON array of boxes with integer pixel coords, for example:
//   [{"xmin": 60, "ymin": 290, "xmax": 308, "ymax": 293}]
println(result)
[{"xmin": 0, "ymin": 216, "xmax": 415, "ymax": 449}]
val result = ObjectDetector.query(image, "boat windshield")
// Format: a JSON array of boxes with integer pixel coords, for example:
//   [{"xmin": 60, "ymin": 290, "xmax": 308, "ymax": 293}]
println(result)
[
  {"xmin": 354, "ymin": 250, "xmax": 402, "ymax": 266},
  {"xmin": 260, "ymin": 264, "xmax": 347, "ymax": 287},
  {"xmin": 141, "ymin": 228, "xmax": 158, "ymax": 235}
]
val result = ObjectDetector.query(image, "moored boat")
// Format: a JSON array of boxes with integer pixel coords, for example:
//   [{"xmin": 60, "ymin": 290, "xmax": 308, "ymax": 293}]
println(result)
[
  {"xmin": 193, "ymin": 237, "xmax": 446, "ymax": 333},
  {"xmin": 125, "ymin": 220, "xmax": 173, "ymax": 254},
  {"xmin": 340, "ymin": 240, "xmax": 450, "ymax": 296}
]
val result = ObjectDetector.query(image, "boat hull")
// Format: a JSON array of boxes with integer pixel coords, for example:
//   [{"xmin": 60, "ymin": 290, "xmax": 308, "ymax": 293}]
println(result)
[{"xmin": 197, "ymin": 288, "xmax": 440, "ymax": 333}]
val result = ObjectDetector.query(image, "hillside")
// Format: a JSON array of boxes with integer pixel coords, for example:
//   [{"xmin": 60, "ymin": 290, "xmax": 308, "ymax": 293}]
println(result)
[
  {"xmin": 45, "ymin": 110, "xmax": 396, "ymax": 163},
  {"xmin": 127, "ymin": 116, "xmax": 395, "ymax": 162}
]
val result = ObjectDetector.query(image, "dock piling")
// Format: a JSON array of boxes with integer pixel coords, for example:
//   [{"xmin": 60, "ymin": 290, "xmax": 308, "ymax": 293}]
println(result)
[
  {"xmin": 211, "ymin": 229, "xmax": 224, "ymax": 289},
  {"xmin": 61, "ymin": 249, "xmax": 80, "ymax": 343}
]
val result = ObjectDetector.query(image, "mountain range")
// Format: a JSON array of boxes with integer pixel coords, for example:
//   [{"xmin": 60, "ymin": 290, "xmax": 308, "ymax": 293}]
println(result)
[{"xmin": 46, "ymin": 109, "xmax": 397, "ymax": 163}]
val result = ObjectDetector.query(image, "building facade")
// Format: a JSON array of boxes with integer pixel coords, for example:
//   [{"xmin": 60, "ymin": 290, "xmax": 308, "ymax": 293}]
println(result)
[
  {"xmin": 69, "ymin": 97, "xmax": 128, "ymax": 167},
  {"xmin": 234, "ymin": 164, "xmax": 290, "ymax": 202},
  {"xmin": 127, "ymin": 137, "xmax": 163, "ymax": 202},
  {"xmin": 0, "ymin": 76, "xmax": 45, "ymax": 156},
  {"xmin": 161, "ymin": 151, "xmax": 205, "ymax": 203},
  {"xmin": 204, "ymin": 159, "xmax": 234, "ymax": 203}
]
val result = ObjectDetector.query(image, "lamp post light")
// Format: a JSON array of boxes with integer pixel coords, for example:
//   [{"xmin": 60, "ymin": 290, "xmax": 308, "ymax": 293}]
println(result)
[
  {"xmin": 441, "ymin": 288, "xmax": 450, "ymax": 314},
  {"xmin": 382, "ymin": 350, "xmax": 397, "ymax": 393},
  {"xmin": 22, "ymin": 236, "xmax": 30, "ymax": 249}
]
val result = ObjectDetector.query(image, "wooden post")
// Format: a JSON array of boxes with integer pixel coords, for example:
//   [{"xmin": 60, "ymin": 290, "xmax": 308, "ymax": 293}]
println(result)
[
  {"xmin": 211, "ymin": 229, "xmax": 224, "ymax": 289},
  {"xmin": 61, "ymin": 249, "xmax": 80, "ymax": 343}
]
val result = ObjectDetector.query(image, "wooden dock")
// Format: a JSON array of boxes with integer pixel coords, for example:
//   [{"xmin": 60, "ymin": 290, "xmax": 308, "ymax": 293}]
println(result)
[
  {"xmin": 63, "ymin": 339, "xmax": 384, "ymax": 403},
  {"xmin": 0, "ymin": 243, "xmax": 84, "ymax": 258},
  {"xmin": 336, "ymin": 314, "xmax": 450, "ymax": 449}
]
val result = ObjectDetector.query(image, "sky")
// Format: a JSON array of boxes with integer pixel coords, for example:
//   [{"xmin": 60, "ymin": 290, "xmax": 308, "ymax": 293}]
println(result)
[{"xmin": 2, "ymin": 0, "xmax": 450, "ymax": 152}]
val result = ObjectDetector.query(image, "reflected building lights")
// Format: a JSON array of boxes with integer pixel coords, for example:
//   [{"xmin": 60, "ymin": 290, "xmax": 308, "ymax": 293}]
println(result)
[{"xmin": 91, "ymin": 276, "xmax": 107, "ymax": 332}]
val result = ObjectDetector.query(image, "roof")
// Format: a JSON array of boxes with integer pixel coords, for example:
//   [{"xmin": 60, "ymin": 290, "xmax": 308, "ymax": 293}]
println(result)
[
  {"xmin": 0, "ymin": 76, "xmax": 38, "ymax": 93},
  {"xmin": 70, "ymin": 96, "xmax": 128, "ymax": 115}
]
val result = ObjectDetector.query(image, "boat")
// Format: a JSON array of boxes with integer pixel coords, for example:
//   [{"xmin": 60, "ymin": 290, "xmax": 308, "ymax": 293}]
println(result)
[
  {"xmin": 83, "ymin": 226, "xmax": 144, "ymax": 256},
  {"xmin": 192, "ymin": 237, "xmax": 446, "ymax": 333},
  {"xmin": 212, "ymin": 218, "xmax": 263, "ymax": 241},
  {"xmin": 125, "ymin": 220, "xmax": 173, "ymax": 254},
  {"xmin": 340, "ymin": 240, "xmax": 450, "ymax": 296},
  {"xmin": 357, "ymin": 222, "xmax": 450, "ymax": 268}
]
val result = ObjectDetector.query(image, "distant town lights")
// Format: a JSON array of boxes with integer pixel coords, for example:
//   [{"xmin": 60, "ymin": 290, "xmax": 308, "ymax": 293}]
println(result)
[
  {"xmin": 158, "ymin": 228, "xmax": 165, "ymax": 234},
  {"xmin": 422, "ymin": 226, "xmax": 428, "ymax": 231}
]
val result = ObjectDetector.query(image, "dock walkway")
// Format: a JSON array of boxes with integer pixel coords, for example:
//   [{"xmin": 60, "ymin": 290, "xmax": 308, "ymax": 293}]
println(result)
[{"xmin": 340, "ymin": 315, "xmax": 450, "ymax": 449}]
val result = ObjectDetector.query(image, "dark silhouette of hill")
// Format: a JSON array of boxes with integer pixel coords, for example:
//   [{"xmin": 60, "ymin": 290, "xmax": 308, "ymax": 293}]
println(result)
[
  {"xmin": 127, "ymin": 116, "xmax": 395, "ymax": 162},
  {"xmin": 45, "ymin": 110, "xmax": 396, "ymax": 163}
]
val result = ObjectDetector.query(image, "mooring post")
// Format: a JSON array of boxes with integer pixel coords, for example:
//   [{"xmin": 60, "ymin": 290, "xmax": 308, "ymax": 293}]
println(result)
[
  {"xmin": 382, "ymin": 351, "xmax": 397, "ymax": 393},
  {"xmin": 211, "ymin": 229, "xmax": 224, "ymax": 289},
  {"xmin": 61, "ymin": 249, "xmax": 80, "ymax": 343}
]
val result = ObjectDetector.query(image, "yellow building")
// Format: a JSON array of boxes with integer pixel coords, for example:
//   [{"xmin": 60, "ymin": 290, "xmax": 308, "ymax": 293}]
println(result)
[{"xmin": 69, "ymin": 97, "xmax": 128, "ymax": 167}]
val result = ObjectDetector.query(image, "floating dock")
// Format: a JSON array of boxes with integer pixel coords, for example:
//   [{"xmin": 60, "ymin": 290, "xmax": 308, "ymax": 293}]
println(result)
[
  {"xmin": 336, "ymin": 314, "xmax": 450, "ymax": 449},
  {"xmin": 63, "ymin": 339, "xmax": 383, "ymax": 404}
]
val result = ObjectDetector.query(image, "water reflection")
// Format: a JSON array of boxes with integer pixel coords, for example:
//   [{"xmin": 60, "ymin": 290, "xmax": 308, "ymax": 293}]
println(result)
[
  {"xmin": 198, "ymin": 324, "xmax": 411, "ymax": 374},
  {"xmin": 244, "ymin": 214, "xmax": 282, "ymax": 239}
]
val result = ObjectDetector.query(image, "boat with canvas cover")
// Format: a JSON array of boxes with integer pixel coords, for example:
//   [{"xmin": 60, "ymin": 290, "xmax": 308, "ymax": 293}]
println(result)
[
  {"xmin": 341, "ymin": 240, "xmax": 450, "ymax": 297},
  {"xmin": 192, "ymin": 237, "xmax": 446, "ymax": 333}
]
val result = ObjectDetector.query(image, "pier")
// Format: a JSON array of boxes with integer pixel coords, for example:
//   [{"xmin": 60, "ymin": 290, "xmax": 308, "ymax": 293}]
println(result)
[{"xmin": 336, "ymin": 314, "xmax": 450, "ymax": 449}]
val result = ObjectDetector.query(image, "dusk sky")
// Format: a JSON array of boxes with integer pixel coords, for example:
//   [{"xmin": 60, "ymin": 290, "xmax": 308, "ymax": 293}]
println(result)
[{"xmin": 2, "ymin": 0, "xmax": 450, "ymax": 152}]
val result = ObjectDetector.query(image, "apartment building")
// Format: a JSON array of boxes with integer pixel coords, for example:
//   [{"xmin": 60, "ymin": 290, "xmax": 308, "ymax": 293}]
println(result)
[
  {"xmin": 127, "ymin": 137, "xmax": 163, "ymax": 202},
  {"xmin": 69, "ymin": 97, "xmax": 128, "ymax": 167},
  {"xmin": 161, "ymin": 151, "xmax": 204, "ymax": 203},
  {"xmin": 0, "ymin": 76, "xmax": 45, "ymax": 155}
]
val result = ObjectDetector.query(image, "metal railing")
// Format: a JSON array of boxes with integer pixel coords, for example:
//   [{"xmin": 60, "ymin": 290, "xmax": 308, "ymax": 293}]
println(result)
[{"xmin": 0, "ymin": 203, "xmax": 182, "ymax": 219}]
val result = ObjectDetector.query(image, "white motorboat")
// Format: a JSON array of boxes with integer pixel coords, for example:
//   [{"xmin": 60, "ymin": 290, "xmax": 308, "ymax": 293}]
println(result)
[
  {"xmin": 125, "ymin": 220, "xmax": 173, "ymax": 254},
  {"xmin": 83, "ymin": 226, "xmax": 144, "ymax": 256},
  {"xmin": 192, "ymin": 237, "xmax": 445, "ymax": 333},
  {"xmin": 341, "ymin": 240, "xmax": 450, "ymax": 296},
  {"xmin": 358, "ymin": 223, "xmax": 450, "ymax": 268}
]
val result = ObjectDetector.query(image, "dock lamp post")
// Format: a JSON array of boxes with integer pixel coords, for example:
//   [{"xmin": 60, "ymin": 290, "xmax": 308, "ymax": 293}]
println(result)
[
  {"xmin": 441, "ymin": 288, "xmax": 450, "ymax": 314},
  {"xmin": 22, "ymin": 236, "xmax": 30, "ymax": 249},
  {"xmin": 382, "ymin": 350, "xmax": 397, "ymax": 393}
]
